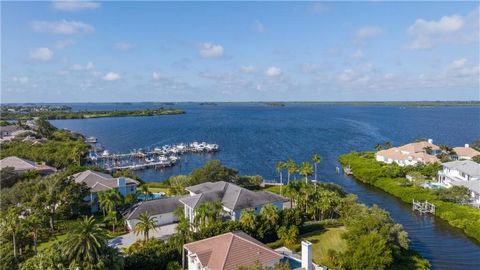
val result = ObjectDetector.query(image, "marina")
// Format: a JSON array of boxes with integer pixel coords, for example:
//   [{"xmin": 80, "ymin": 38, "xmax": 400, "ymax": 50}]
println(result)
[{"xmin": 86, "ymin": 141, "xmax": 219, "ymax": 172}]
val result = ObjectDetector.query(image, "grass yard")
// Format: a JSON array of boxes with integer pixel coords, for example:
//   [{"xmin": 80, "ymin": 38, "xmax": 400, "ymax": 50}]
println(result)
[{"xmin": 299, "ymin": 227, "xmax": 347, "ymax": 267}]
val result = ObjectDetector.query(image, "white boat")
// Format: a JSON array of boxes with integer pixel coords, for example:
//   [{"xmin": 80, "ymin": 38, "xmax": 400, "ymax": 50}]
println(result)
[
  {"xmin": 101, "ymin": 150, "xmax": 110, "ymax": 157},
  {"xmin": 169, "ymin": 155, "xmax": 179, "ymax": 162},
  {"xmin": 85, "ymin": 137, "xmax": 97, "ymax": 143},
  {"xmin": 145, "ymin": 157, "xmax": 155, "ymax": 163}
]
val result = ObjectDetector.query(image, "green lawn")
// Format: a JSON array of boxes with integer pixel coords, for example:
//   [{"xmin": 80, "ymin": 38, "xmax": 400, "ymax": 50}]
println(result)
[
  {"xmin": 147, "ymin": 186, "xmax": 170, "ymax": 194},
  {"xmin": 37, "ymin": 234, "xmax": 67, "ymax": 252},
  {"xmin": 299, "ymin": 227, "xmax": 347, "ymax": 267}
]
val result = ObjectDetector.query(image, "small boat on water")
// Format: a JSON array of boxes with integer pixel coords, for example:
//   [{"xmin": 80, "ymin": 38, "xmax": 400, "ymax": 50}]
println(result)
[
  {"xmin": 101, "ymin": 150, "xmax": 110, "ymax": 157},
  {"xmin": 145, "ymin": 157, "xmax": 155, "ymax": 163},
  {"xmin": 344, "ymin": 164, "xmax": 353, "ymax": 175},
  {"xmin": 85, "ymin": 136, "xmax": 97, "ymax": 143}
]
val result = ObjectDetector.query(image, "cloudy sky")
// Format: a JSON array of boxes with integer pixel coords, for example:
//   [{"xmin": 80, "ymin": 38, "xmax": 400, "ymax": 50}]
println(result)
[{"xmin": 2, "ymin": 1, "xmax": 479, "ymax": 102}]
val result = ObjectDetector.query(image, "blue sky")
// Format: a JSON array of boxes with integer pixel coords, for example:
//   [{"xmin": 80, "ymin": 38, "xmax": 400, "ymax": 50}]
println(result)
[{"xmin": 2, "ymin": 1, "xmax": 479, "ymax": 102}]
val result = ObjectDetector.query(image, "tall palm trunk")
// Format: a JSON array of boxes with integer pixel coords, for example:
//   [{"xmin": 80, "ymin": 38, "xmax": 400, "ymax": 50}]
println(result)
[
  {"xmin": 33, "ymin": 231, "xmax": 38, "ymax": 255},
  {"xmin": 49, "ymin": 210, "xmax": 55, "ymax": 230},
  {"xmin": 12, "ymin": 232, "xmax": 17, "ymax": 261},
  {"xmin": 314, "ymin": 164, "xmax": 317, "ymax": 180}
]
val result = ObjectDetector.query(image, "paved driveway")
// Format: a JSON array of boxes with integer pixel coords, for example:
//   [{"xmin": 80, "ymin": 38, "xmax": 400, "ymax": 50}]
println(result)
[{"xmin": 108, "ymin": 223, "xmax": 177, "ymax": 249}]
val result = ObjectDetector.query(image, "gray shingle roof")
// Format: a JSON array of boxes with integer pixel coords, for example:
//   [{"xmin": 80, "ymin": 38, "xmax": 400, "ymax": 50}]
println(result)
[
  {"xmin": 180, "ymin": 181, "xmax": 287, "ymax": 210},
  {"xmin": 72, "ymin": 170, "xmax": 138, "ymax": 192},
  {"xmin": 125, "ymin": 197, "xmax": 183, "ymax": 220},
  {"xmin": 443, "ymin": 160, "xmax": 480, "ymax": 178}
]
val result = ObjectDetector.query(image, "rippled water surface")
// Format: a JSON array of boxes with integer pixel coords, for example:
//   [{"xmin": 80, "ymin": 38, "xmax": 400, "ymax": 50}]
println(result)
[{"xmin": 52, "ymin": 103, "xmax": 480, "ymax": 269}]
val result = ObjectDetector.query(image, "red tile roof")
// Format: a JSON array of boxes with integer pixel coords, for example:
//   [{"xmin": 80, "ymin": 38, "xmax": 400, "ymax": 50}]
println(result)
[{"xmin": 184, "ymin": 231, "xmax": 283, "ymax": 270}]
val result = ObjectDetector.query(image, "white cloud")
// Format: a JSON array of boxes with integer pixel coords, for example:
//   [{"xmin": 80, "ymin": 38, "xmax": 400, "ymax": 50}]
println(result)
[
  {"xmin": 408, "ymin": 15, "xmax": 464, "ymax": 35},
  {"xmin": 405, "ymin": 15, "xmax": 465, "ymax": 50},
  {"xmin": 450, "ymin": 58, "xmax": 467, "ymax": 69},
  {"xmin": 52, "ymin": 0, "xmax": 100, "ymax": 12},
  {"xmin": 114, "ymin": 42, "xmax": 132, "ymax": 51},
  {"xmin": 152, "ymin": 72, "xmax": 161, "ymax": 81},
  {"xmin": 70, "ymin": 61, "xmax": 95, "ymax": 71},
  {"xmin": 241, "ymin": 65, "xmax": 255, "ymax": 73},
  {"xmin": 265, "ymin": 66, "xmax": 282, "ymax": 77},
  {"xmin": 30, "ymin": 47, "xmax": 53, "ymax": 61},
  {"xmin": 254, "ymin": 20, "xmax": 265, "ymax": 33},
  {"xmin": 9, "ymin": 76, "xmax": 29, "ymax": 84},
  {"xmin": 199, "ymin": 43, "xmax": 224, "ymax": 58},
  {"xmin": 55, "ymin": 39, "xmax": 75, "ymax": 49},
  {"xmin": 351, "ymin": 49, "xmax": 364, "ymax": 59},
  {"xmin": 102, "ymin": 72, "xmax": 120, "ymax": 81},
  {"xmin": 86, "ymin": 62, "xmax": 95, "ymax": 70},
  {"xmin": 355, "ymin": 26, "xmax": 383, "ymax": 40},
  {"xmin": 31, "ymin": 20, "xmax": 94, "ymax": 34}
]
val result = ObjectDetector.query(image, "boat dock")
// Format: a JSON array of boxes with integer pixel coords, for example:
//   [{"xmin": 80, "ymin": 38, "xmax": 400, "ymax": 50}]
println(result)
[
  {"xmin": 412, "ymin": 199, "xmax": 436, "ymax": 214},
  {"xmin": 86, "ymin": 141, "xmax": 219, "ymax": 172}
]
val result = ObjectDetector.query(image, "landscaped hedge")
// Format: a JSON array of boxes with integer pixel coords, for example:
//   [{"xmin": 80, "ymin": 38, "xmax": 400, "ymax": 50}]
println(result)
[{"xmin": 339, "ymin": 152, "xmax": 480, "ymax": 242}]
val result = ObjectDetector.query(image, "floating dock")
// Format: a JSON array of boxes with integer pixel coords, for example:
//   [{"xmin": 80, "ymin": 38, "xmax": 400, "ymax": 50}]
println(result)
[
  {"xmin": 412, "ymin": 199, "xmax": 435, "ymax": 214},
  {"xmin": 87, "ymin": 141, "xmax": 219, "ymax": 172}
]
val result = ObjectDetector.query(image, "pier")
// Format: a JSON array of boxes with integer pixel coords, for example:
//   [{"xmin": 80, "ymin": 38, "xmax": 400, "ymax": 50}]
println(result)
[
  {"xmin": 86, "ymin": 141, "xmax": 219, "ymax": 172},
  {"xmin": 412, "ymin": 199, "xmax": 435, "ymax": 214}
]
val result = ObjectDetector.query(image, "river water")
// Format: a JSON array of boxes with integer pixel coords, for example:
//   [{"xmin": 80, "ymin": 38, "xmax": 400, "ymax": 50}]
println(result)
[{"xmin": 51, "ymin": 103, "xmax": 480, "ymax": 269}]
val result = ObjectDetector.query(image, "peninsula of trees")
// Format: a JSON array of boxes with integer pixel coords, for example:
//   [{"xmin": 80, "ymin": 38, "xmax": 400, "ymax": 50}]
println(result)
[{"xmin": 0, "ymin": 107, "xmax": 185, "ymax": 120}]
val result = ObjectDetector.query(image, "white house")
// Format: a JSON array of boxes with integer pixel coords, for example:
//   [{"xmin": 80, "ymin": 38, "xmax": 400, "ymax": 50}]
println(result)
[
  {"xmin": 179, "ymin": 181, "xmax": 288, "ymax": 224},
  {"xmin": 124, "ymin": 196, "xmax": 183, "ymax": 230},
  {"xmin": 453, "ymin": 144, "xmax": 480, "ymax": 160},
  {"xmin": 71, "ymin": 170, "xmax": 139, "ymax": 212},
  {"xmin": 376, "ymin": 139, "xmax": 440, "ymax": 166},
  {"xmin": 438, "ymin": 160, "xmax": 480, "ymax": 204},
  {"xmin": 184, "ymin": 231, "xmax": 321, "ymax": 270}
]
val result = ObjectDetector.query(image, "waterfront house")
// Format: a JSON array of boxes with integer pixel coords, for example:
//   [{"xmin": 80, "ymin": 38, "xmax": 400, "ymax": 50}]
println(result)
[
  {"xmin": 438, "ymin": 160, "xmax": 480, "ymax": 204},
  {"xmin": 0, "ymin": 156, "xmax": 56, "ymax": 174},
  {"xmin": 179, "ymin": 181, "xmax": 288, "ymax": 224},
  {"xmin": 0, "ymin": 125, "xmax": 29, "ymax": 143},
  {"xmin": 452, "ymin": 144, "xmax": 480, "ymax": 160},
  {"xmin": 72, "ymin": 170, "xmax": 139, "ymax": 212},
  {"xmin": 124, "ymin": 197, "xmax": 183, "ymax": 230},
  {"xmin": 184, "ymin": 231, "xmax": 318, "ymax": 270},
  {"xmin": 376, "ymin": 139, "xmax": 440, "ymax": 166}
]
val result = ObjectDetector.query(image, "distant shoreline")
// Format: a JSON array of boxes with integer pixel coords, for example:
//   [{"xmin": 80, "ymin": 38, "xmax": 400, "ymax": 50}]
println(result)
[
  {"xmin": 1, "ymin": 101, "xmax": 479, "ymax": 107},
  {"xmin": 0, "ymin": 107, "xmax": 185, "ymax": 120}
]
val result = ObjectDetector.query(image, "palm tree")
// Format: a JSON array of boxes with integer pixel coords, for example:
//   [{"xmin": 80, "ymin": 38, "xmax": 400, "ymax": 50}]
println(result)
[
  {"xmin": 194, "ymin": 201, "xmax": 223, "ymax": 229},
  {"xmin": 312, "ymin": 154, "xmax": 321, "ymax": 181},
  {"xmin": 423, "ymin": 146, "xmax": 433, "ymax": 155},
  {"xmin": 299, "ymin": 161, "xmax": 313, "ymax": 182},
  {"xmin": 134, "ymin": 212, "xmax": 157, "ymax": 241},
  {"xmin": 276, "ymin": 161, "xmax": 286, "ymax": 184},
  {"xmin": 1, "ymin": 208, "xmax": 23, "ymax": 261},
  {"xmin": 25, "ymin": 214, "xmax": 44, "ymax": 255},
  {"xmin": 286, "ymin": 159, "xmax": 297, "ymax": 184},
  {"xmin": 384, "ymin": 141, "xmax": 393, "ymax": 149},
  {"xmin": 375, "ymin": 144, "xmax": 383, "ymax": 151},
  {"xmin": 62, "ymin": 216, "xmax": 108, "ymax": 266},
  {"xmin": 239, "ymin": 209, "xmax": 257, "ymax": 234},
  {"xmin": 104, "ymin": 210, "xmax": 118, "ymax": 233},
  {"xmin": 260, "ymin": 203, "xmax": 279, "ymax": 228},
  {"xmin": 284, "ymin": 180, "xmax": 302, "ymax": 208},
  {"xmin": 277, "ymin": 225, "xmax": 298, "ymax": 246},
  {"xmin": 98, "ymin": 190, "xmax": 123, "ymax": 216}
]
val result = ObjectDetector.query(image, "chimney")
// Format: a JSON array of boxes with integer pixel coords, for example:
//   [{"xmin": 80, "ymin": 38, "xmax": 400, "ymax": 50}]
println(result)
[
  {"xmin": 301, "ymin": 241, "xmax": 312, "ymax": 270},
  {"xmin": 427, "ymin": 139, "xmax": 433, "ymax": 144},
  {"xmin": 117, "ymin": 176, "xmax": 126, "ymax": 187},
  {"xmin": 465, "ymin": 144, "xmax": 470, "ymax": 148}
]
